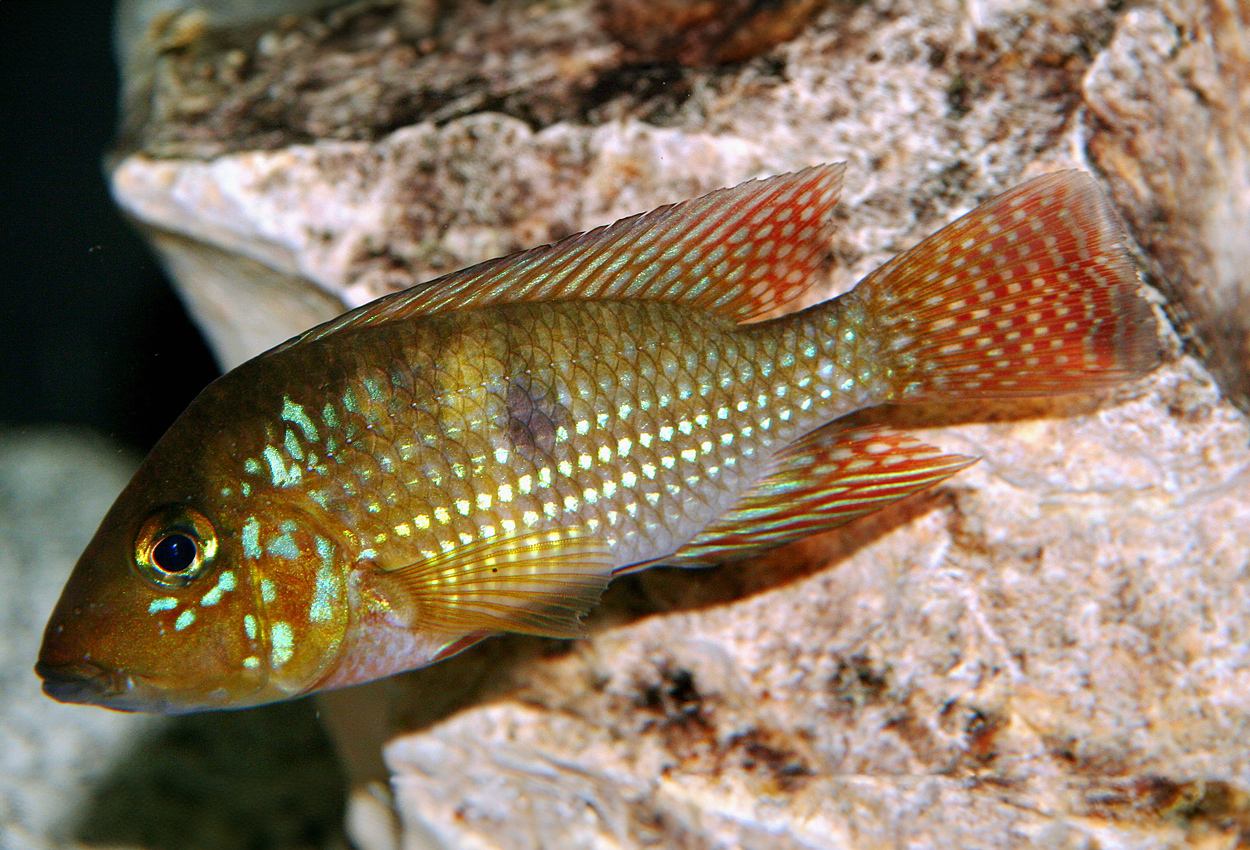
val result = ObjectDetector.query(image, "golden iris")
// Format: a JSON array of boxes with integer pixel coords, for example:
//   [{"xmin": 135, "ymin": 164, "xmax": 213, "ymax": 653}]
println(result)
[{"xmin": 134, "ymin": 506, "xmax": 218, "ymax": 588}]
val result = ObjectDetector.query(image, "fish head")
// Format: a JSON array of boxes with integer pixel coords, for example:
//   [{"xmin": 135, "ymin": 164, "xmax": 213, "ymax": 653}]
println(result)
[{"xmin": 37, "ymin": 375, "xmax": 353, "ymax": 713}]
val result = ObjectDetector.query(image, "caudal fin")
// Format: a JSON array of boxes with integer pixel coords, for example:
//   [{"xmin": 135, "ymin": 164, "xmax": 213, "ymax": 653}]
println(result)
[{"xmin": 858, "ymin": 171, "xmax": 1161, "ymax": 401}]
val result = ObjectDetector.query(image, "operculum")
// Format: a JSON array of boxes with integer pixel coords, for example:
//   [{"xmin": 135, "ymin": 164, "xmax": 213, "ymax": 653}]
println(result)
[{"xmin": 237, "ymin": 507, "xmax": 351, "ymax": 697}]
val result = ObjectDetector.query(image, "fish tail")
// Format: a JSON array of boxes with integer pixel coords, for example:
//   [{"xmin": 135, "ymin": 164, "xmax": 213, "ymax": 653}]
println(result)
[{"xmin": 855, "ymin": 171, "xmax": 1161, "ymax": 401}]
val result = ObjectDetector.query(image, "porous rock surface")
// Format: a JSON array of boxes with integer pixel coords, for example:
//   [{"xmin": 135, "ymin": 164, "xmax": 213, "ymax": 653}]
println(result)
[
  {"xmin": 0, "ymin": 433, "xmax": 155, "ymax": 850},
  {"xmin": 105, "ymin": 0, "xmax": 1250, "ymax": 847}
]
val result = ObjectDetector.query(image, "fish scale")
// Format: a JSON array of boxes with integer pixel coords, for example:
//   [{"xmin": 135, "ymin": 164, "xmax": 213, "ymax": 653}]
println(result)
[
  {"xmin": 36, "ymin": 164, "xmax": 1160, "ymax": 712},
  {"xmin": 260, "ymin": 297, "xmax": 875, "ymax": 577}
]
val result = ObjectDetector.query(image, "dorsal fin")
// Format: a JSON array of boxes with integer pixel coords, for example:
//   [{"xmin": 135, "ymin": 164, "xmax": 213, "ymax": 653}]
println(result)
[{"xmin": 287, "ymin": 164, "xmax": 845, "ymax": 349}]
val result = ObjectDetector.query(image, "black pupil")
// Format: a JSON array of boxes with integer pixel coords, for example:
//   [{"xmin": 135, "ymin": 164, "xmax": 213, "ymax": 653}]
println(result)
[{"xmin": 152, "ymin": 533, "xmax": 197, "ymax": 573}]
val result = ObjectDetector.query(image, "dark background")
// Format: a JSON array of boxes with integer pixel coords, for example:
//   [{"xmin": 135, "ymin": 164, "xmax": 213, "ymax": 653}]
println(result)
[{"xmin": 1, "ymin": 0, "xmax": 218, "ymax": 451}]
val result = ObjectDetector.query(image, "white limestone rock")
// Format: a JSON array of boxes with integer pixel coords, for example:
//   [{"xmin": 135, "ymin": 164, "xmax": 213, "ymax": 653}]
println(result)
[{"xmin": 0, "ymin": 432, "xmax": 156, "ymax": 850}]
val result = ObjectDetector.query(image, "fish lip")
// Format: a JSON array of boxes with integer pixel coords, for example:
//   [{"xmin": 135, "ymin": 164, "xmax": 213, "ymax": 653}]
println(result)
[
  {"xmin": 35, "ymin": 658, "xmax": 127, "ymax": 706},
  {"xmin": 34, "ymin": 660, "xmax": 257, "ymax": 714},
  {"xmin": 34, "ymin": 659, "xmax": 172, "ymax": 713}
]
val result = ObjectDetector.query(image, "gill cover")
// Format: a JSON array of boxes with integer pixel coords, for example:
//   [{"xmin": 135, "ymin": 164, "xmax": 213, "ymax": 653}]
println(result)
[{"xmin": 238, "ymin": 505, "xmax": 351, "ymax": 699}]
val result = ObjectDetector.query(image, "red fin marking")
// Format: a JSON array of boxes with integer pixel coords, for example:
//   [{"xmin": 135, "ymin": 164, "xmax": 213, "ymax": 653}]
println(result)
[
  {"xmin": 285, "ymin": 164, "xmax": 845, "ymax": 350},
  {"xmin": 859, "ymin": 171, "xmax": 1161, "ymax": 400},
  {"xmin": 626, "ymin": 424, "xmax": 975, "ymax": 571}
]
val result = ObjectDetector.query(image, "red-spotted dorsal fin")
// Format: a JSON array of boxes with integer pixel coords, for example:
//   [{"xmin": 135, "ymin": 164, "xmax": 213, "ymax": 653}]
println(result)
[
  {"xmin": 619, "ymin": 423, "xmax": 975, "ymax": 573},
  {"xmin": 357, "ymin": 526, "xmax": 612, "ymax": 639},
  {"xmin": 858, "ymin": 170, "xmax": 1162, "ymax": 400},
  {"xmin": 286, "ymin": 164, "xmax": 845, "ymax": 349}
]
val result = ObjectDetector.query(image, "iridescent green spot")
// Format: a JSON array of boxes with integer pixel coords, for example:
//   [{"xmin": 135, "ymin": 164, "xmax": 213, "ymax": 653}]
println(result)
[
  {"xmin": 174, "ymin": 609, "xmax": 196, "ymax": 631},
  {"xmin": 309, "ymin": 560, "xmax": 339, "ymax": 623},
  {"xmin": 263, "ymin": 445, "xmax": 288, "ymax": 485},
  {"xmin": 148, "ymin": 597, "xmax": 178, "ymax": 614},
  {"xmin": 267, "ymin": 533, "xmax": 300, "ymax": 560},
  {"xmin": 244, "ymin": 614, "xmax": 257, "ymax": 640},
  {"xmin": 261, "ymin": 578, "xmax": 276, "ymax": 604},
  {"xmin": 270, "ymin": 621, "xmax": 294, "ymax": 668},
  {"xmin": 284, "ymin": 429, "xmax": 304, "ymax": 462},
  {"xmin": 242, "ymin": 517, "xmax": 261, "ymax": 559},
  {"xmin": 282, "ymin": 397, "xmax": 319, "ymax": 442},
  {"xmin": 363, "ymin": 376, "xmax": 385, "ymax": 405}
]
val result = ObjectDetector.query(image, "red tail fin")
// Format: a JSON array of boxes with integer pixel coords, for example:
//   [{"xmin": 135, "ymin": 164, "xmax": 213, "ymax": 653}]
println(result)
[{"xmin": 859, "ymin": 171, "xmax": 1161, "ymax": 400}]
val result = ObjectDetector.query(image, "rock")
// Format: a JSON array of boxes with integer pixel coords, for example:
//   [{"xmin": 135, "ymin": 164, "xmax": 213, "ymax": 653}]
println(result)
[
  {"xmin": 99, "ymin": 0, "xmax": 1250, "ymax": 848},
  {"xmin": 1084, "ymin": 0, "xmax": 1250, "ymax": 413},
  {"xmin": 0, "ymin": 432, "xmax": 155, "ymax": 850}
]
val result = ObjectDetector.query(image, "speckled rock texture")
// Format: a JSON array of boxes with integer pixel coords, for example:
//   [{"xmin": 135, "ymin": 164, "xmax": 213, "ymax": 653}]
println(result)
[
  {"xmin": 101, "ymin": 0, "xmax": 1250, "ymax": 848},
  {"xmin": 0, "ymin": 433, "xmax": 153, "ymax": 850},
  {"xmin": 1083, "ymin": 0, "xmax": 1250, "ymax": 412}
]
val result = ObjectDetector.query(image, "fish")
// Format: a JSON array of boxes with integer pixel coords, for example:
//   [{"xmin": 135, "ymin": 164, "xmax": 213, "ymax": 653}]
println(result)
[{"xmin": 36, "ymin": 164, "xmax": 1161, "ymax": 713}]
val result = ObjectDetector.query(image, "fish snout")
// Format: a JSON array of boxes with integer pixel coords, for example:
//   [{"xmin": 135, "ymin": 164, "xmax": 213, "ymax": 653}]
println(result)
[{"xmin": 35, "ymin": 658, "xmax": 128, "ymax": 708}]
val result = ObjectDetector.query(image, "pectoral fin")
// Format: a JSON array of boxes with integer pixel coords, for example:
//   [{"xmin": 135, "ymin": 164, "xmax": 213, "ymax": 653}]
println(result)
[
  {"xmin": 359, "ymin": 528, "xmax": 613, "ymax": 639},
  {"xmin": 655, "ymin": 424, "xmax": 976, "ymax": 569}
]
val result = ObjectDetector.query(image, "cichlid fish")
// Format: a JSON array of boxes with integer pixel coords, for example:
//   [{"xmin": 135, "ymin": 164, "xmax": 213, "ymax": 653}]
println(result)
[{"xmin": 37, "ymin": 164, "xmax": 1159, "ymax": 712}]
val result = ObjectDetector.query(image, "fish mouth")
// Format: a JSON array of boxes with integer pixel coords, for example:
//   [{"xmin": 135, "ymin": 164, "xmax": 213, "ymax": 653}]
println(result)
[
  {"xmin": 36, "ymin": 659, "xmax": 128, "ymax": 706},
  {"xmin": 35, "ymin": 659, "xmax": 266, "ymax": 714},
  {"xmin": 34, "ymin": 659, "xmax": 176, "ymax": 713}
]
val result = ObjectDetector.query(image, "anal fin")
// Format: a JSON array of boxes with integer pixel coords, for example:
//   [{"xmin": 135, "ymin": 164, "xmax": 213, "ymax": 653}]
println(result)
[
  {"xmin": 359, "ymin": 528, "xmax": 612, "ymax": 640},
  {"xmin": 665, "ymin": 424, "xmax": 976, "ymax": 567}
]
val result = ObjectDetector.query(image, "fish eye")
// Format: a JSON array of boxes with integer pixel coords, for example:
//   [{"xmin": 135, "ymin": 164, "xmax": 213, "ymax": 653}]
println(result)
[
  {"xmin": 152, "ymin": 533, "xmax": 197, "ymax": 573},
  {"xmin": 134, "ymin": 506, "xmax": 218, "ymax": 588}
]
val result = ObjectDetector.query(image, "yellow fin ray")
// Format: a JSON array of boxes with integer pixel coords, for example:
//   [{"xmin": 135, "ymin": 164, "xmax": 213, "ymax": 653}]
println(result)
[{"xmin": 360, "ymin": 527, "xmax": 612, "ymax": 639}]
